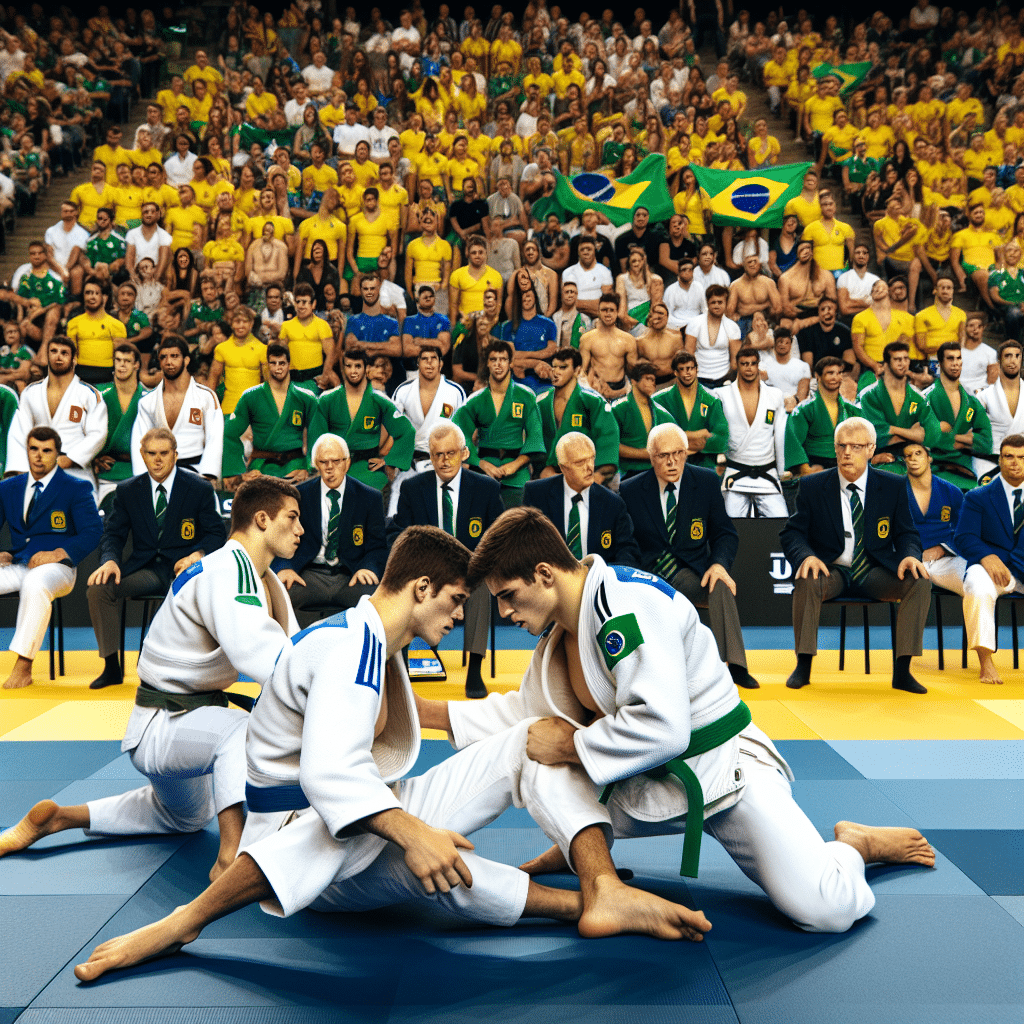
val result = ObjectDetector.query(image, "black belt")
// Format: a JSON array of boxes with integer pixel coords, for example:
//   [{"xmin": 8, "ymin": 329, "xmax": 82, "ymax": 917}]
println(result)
[
  {"xmin": 291, "ymin": 365, "xmax": 323, "ymax": 382},
  {"xmin": 413, "ymin": 450, "xmax": 431, "ymax": 461},
  {"xmin": 478, "ymin": 447, "xmax": 520, "ymax": 460},
  {"xmin": 725, "ymin": 459, "xmax": 782, "ymax": 493},
  {"xmin": 134, "ymin": 681, "xmax": 255, "ymax": 713},
  {"xmin": 178, "ymin": 455, "xmax": 202, "ymax": 471},
  {"xmin": 249, "ymin": 447, "xmax": 305, "ymax": 467},
  {"xmin": 349, "ymin": 447, "xmax": 380, "ymax": 463}
]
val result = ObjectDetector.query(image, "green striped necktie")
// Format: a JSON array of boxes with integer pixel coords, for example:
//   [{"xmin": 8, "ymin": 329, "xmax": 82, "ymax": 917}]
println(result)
[
  {"xmin": 567, "ymin": 492, "xmax": 583, "ymax": 558},
  {"xmin": 325, "ymin": 488, "xmax": 341, "ymax": 562},
  {"xmin": 442, "ymin": 482, "xmax": 455, "ymax": 534},
  {"xmin": 155, "ymin": 483, "xmax": 167, "ymax": 535},
  {"xmin": 654, "ymin": 482, "xmax": 679, "ymax": 580},
  {"xmin": 849, "ymin": 484, "xmax": 870, "ymax": 583},
  {"xmin": 1014, "ymin": 489, "xmax": 1022, "ymax": 535}
]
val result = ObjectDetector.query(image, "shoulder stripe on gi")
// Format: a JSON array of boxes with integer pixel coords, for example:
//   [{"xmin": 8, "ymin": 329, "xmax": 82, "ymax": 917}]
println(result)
[
  {"xmin": 233, "ymin": 550, "xmax": 262, "ymax": 606},
  {"xmin": 354, "ymin": 622, "xmax": 384, "ymax": 693}
]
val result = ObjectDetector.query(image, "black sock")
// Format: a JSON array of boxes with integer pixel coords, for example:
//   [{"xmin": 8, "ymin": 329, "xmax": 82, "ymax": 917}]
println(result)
[
  {"xmin": 466, "ymin": 652, "xmax": 484, "ymax": 682},
  {"xmin": 893, "ymin": 655, "xmax": 911, "ymax": 684},
  {"xmin": 104, "ymin": 654, "xmax": 121, "ymax": 677},
  {"xmin": 728, "ymin": 663, "xmax": 747, "ymax": 682}
]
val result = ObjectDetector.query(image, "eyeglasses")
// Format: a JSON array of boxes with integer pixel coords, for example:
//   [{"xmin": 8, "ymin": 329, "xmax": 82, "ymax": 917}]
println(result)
[
  {"xmin": 432, "ymin": 449, "xmax": 463, "ymax": 463},
  {"xmin": 652, "ymin": 449, "xmax": 687, "ymax": 463},
  {"xmin": 834, "ymin": 443, "xmax": 871, "ymax": 454}
]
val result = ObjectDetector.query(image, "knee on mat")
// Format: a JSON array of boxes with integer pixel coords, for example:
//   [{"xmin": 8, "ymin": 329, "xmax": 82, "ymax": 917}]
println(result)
[{"xmin": 788, "ymin": 887, "xmax": 873, "ymax": 934}]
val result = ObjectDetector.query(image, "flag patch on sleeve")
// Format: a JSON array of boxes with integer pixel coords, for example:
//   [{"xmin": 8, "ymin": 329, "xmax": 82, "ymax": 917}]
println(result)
[{"xmin": 598, "ymin": 613, "xmax": 644, "ymax": 670}]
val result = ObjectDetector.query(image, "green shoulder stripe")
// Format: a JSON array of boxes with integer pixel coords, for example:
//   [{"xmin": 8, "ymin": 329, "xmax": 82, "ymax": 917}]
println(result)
[
  {"xmin": 233, "ymin": 549, "xmax": 262, "ymax": 605},
  {"xmin": 598, "ymin": 613, "xmax": 644, "ymax": 670}
]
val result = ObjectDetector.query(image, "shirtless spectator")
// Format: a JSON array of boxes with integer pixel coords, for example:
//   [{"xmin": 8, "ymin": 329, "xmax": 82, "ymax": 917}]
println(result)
[
  {"xmin": 562, "ymin": 238, "xmax": 615, "ymax": 319},
  {"xmin": 579, "ymin": 293, "xmax": 638, "ymax": 398},
  {"xmin": 635, "ymin": 302, "xmax": 684, "ymax": 389},
  {"xmin": 778, "ymin": 240, "xmax": 837, "ymax": 327},
  {"xmin": 727, "ymin": 252, "xmax": 782, "ymax": 337}
]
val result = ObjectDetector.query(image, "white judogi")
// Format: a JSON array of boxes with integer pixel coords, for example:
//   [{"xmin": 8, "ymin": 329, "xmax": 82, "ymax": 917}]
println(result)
[
  {"xmin": 130, "ymin": 378, "xmax": 224, "ymax": 478},
  {"xmin": 450, "ymin": 558, "xmax": 876, "ymax": 934},
  {"xmin": 386, "ymin": 375, "xmax": 466, "ymax": 516},
  {"xmin": 239, "ymin": 597, "xmax": 558, "ymax": 923},
  {"xmin": 715, "ymin": 380, "xmax": 789, "ymax": 517},
  {"xmin": 85, "ymin": 540, "xmax": 298, "ymax": 838},
  {"xmin": 7, "ymin": 376, "xmax": 107, "ymax": 491},
  {"xmin": 974, "ymin": 381, "xmax": 1024, "ymax": 479}
]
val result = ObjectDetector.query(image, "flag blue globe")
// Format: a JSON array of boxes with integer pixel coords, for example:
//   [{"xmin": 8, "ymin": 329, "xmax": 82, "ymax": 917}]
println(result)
[
  {"xmin": 572, "ymin": 173, "xmax": 617, "ymax": 203},
  {"xmin": 731, "ymin": 183, "xmax": 771, "ymax": 215}
]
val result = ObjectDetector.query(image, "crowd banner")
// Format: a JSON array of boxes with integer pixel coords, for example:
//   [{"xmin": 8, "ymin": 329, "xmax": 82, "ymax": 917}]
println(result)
[
  {"xmin": 691, "ymin": 162, "xmax": 812, "ymax": 229},
  {"xmin": 552, "ymin": 154, "xmax": 676, "ymax": 226},
  {"xmin": 812, "ymin": 61, "xmax": 873, "ymax": 96}
]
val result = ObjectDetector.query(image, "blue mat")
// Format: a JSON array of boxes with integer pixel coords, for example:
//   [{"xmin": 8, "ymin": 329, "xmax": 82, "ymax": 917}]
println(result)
[
  {"xmin": 870, "ymin": 780, "xmax": 1024, "ymax": 829},
  {"xmin": 1, "ymin": 781, "xmax": 75, "ymax": 828},
  {"xmin": 775, "ymin": 740, "xmax": 865, "ymax": 780},
  {"xmin": 0, "ymin": 742, "xmax": 121, "ymax": 781},
  {"xmin": 831, "ymin": 740, "xmax": 1024, "ymax": 780},
  {"xmin": 993, "ymin": 896, "xmax": 1024, "ymax": 926},
  {"xmin": 924, "ymin": 830, "xmax": 1024, "ymax": 895}
]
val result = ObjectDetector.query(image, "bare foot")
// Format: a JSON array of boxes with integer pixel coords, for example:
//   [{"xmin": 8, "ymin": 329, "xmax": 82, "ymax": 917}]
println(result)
[
  {"xmin": 834, "ymin": 821, "xmax": 936, "ymax": 868},
  {"xmin": 0, "ymin": 800, "xmax": 61, "ymax": 857},
  {"xmin": 2, "ymin": 665, "xmax": 33, "ymax": 689},
  {"xmin": 74, "ymin": 906, "xmax": 200, "ymax": 982},
  {"xmin": 978, "ymin": 654, "xmax": 1003, "ymax": 685},
  {"xmin": 519, "ymin": 844, "xmax": 569, "ymax": 875},
  {"xmin": 577, "ymin": 874, "xmax": 712, "ymax": 942}
]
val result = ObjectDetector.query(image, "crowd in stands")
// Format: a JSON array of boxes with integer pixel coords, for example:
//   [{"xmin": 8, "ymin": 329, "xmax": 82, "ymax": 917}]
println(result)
[{"xmin": 0, "ymin": 1, "xmax": 1022, "ymax": 695}]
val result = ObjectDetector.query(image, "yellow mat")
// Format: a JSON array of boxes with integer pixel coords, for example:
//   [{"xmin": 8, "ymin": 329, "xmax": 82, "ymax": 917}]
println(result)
[{"xmin": 1, "ymin": 649, "xmax": 1021, "ymax": 742}]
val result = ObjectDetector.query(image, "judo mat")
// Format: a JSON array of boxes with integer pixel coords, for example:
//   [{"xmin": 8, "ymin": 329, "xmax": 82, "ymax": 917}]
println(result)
[{"xmin": 1, "ymin": 627, "xmax": 1021, "ymax": 1024}]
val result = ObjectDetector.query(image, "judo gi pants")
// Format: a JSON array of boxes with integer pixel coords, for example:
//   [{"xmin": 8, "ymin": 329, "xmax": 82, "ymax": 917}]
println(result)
[
  {"xmin": 602, "ymin": 750, "xmax": 876, "ymax": 934},
  {"xmin": 0, "ymin": 562, "xmax": 76, "ymax": 659},
  {"xmin": 87, "ymin": 566, "xmax": 172, "ymax": 659},
  {"xmin": 792, "ymin": 563, "xmax": 931, "ymax": 658},
  {"xmin": 670, "ymin": 566, "xmax": 747, "ymax": 668},
  {"xmin": 240, "ymin": 718, "xmax": 596, "ymax": 923},
  {"xmin": 963, "ymin": 564, "xmax": 1024, "ymax": 652},
  {"xmin": 723, "ymin": 490, "xmax": 790, "ymax": 518},
  {"xmin": 85, "ymin": 706, "xmax": 249, "ymax": 836}
]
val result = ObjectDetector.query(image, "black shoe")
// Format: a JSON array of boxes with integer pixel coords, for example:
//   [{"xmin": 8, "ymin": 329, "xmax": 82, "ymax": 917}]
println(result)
[
  {"xmin": 465, "ymin": 676, "xmax": 488, "ymax": 699},
  {"xmin": 729, "ymin": 664, "xmax": 760, "ymax": 689},
  {"xmin": 893, "ymin": 676, "xmax": 927, "ymax": 694},
  {"xmin": 89, "ymin": 672, "xmax": 123, "ymax": 690},
  {"xmin": 786, "ymin": 669, "xmax": 810, "ymax": 689}
]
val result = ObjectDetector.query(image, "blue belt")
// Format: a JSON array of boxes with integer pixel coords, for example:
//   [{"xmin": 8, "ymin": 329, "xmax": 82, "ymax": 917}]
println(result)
[{"xmin": 245, "ymin": 782, "xmax": 310, "ymax": 813}]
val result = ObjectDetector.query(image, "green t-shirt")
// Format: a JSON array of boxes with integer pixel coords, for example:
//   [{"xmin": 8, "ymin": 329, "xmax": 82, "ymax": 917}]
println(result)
[
  {"xmin": 121, "ymin": 309, "xmax": 150, "ymax": 338},
  {"xmin": 86, "ymin": 232, "xmax": 127, "ymax": 265},
  {"xmin": 989, "ymin": 268, "xmax": 1024, "ymax": 304},
  {"xmin": 190, "ymin": 300, "xmax": 224, "ymax": 323},
  {"xmin": 17, "ymin": 271, "xmax": 65, "ymax": 306},
  {"xmin": 0, "ymin": 342, "xmax": 33, "ymax": 369}
]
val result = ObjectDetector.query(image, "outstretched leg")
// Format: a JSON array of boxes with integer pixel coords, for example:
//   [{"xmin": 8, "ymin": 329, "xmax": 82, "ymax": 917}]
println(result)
[
  {"xmin": 75, "ymin": 852, "xmax": 273, "ymax": 982},
  {"xmin": 0, "ymin": 800, "xmax": 90, "ymax": 857}
]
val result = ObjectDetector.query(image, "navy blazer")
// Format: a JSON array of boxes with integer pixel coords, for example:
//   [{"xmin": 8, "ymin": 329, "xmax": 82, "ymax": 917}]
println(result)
[
  {"xmin": 781, "ymin": 467, "xmax": 922, "ymax": 575},
  {"xmin": 388, "ymin": 469, "xmax": 504, "ymax": 551},
  {"xmin": 274, "ymin": 474, "xmax": 387, "ymax": 576},
  {"xmin": 523, "ymin": 476, "xmax": 640, "ymax": 567},
  {"xmin": 620, "ymin": 465, "xmax": 736, "ymax": 576},
  {"xmin": 955, "ymin": 477, "xmax": 1024, "ymax": 578},
  {"xmin": 0, "ymin": 468, "xmax": 102, "ymax": 565},
  {"xmin": 100, "ymin": 470, "xmax": 227, "ymax": 577}
]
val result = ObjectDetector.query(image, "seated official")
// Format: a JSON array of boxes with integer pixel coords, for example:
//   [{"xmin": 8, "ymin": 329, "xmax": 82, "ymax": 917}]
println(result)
[
  {"xmin": 781, "ymin": 417, "xmax": 931, "ymax": 694},
  {"xmin": 955, "ymin": 434, "xmax": 1024, "ymax": 686},
  {"xmin": 619, "ymin": 422, "xmax": 759, "ymax": 689},
  {"xmin": 523, "ymin": 431, "xmax": 640, "ymax": 567},
  {"xmin": 0, "ymin": 427, "xmax": 103, "ymax": 689},
  {"xmin": 86, "ymin": 427, "xmax": 228, "ymax": 690},
  {"xmin": 274, "ymin": 433, "xmax": 387, "ymax": 625},
  {"xmin": 387, "ymin": 421, "xmax": 504, "ymax": 698}
]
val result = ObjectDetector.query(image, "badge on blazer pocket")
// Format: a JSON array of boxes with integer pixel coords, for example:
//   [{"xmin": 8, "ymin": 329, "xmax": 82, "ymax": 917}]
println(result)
[
  {"xmin": 353, "ymin": 526, "xmax": 364, "ymax": 546},
  {"xmin": 940, "ymin": 505, "xmax": 951, "ymax": 522},
  {"xmin": 181, "ymin": 518, "xmax": 195, "ymax": 540},
  {"xmin": 965, "ymin": 407, "xmax": 974, "ymax": 423},
  {"xmin": 571, "ymin": 414, "xmax": 583, "ymax": 427},
  {"xmin": 291, "ymin": 410, "xmax": 302, "ymax": 426},
  {"xmin": 512, "ymin": 402, "xmax": 524, "ymax": 418},
  {"xmin": 468, "ymin": 517, "xmax": 483, "ymax": 538},
  {"xmin": 189, "ymin": 407, "xmax": 202, "ymax": 425},
  {"xmin": 877, "ymin": 517, "xmax": 890, "ymax": 539},
  {"xmin": 601, "ymin": 529, "xmax": 611, "ymax": 549},
  {"xmin": 50, "ymin": 510, "xmax": 66, "ymax": 531},
  {"xmin": 690, "ymin": 518, "xmax": 704, "ymax": 540}
]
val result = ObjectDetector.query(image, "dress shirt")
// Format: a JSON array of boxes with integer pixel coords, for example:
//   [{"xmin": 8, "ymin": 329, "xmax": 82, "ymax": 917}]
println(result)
[
  {"xmin": 149, "ymin": 467, "xmax": 176, "ymax": 511},
  {"xmin": 23, "ymin": 466, "xmax": 58, "ymax": 520},
  {"xmin": 562, "ymin": 480, "xmax": 591, "ymax": 555},
  {"xmin": 436, "ymin": 469, "xmax": 462, "ymax": 531},
  {"xmin": 315, "ymin": 476, "xmax": 347, "ymax": 565},
  {"xmin": 999, "ymin": 472, "xmax": 1023, "ymax": 523},
  {"xmin": 836, "ymin": 466, "xmax": 870, "ymax": 567}
]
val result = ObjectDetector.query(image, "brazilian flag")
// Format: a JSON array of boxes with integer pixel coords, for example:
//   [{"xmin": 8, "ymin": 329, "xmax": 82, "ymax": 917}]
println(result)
[
  {"xmin": 553, "ymin": 154, "xmax": 675, "ymax": 227},
  {"xmin": 812, "ymin": 61, "xmax": 872, "ymax": 97},
  {"xmin": 240, "ymin": 124, "xmax": 298, "ymax": 150},
  {"xmin": 691, "ymin": 162, "xmax": 812, "ymax": 229}
]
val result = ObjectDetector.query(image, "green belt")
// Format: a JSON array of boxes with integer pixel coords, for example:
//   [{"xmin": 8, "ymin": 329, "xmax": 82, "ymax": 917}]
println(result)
[
  {"xmin": 135, "ymin": 681, "xmax": 256, "ymax": 714},
  {"xmin": 599, "ymin": 700, "xmax": 752, "ymax": 878}
]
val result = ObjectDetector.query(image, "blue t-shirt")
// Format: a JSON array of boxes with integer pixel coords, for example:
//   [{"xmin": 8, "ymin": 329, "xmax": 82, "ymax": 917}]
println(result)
[
  {"xmin": 346, "ymin": 313, "xmax": 400, "ymax": 344},
  {"xmin": 498, "ymin": 314, "xmax": 556, "ymax": 394},
  {"xmin": 401, "ymin": 311, "xmax": 451, "ymax": 370}
]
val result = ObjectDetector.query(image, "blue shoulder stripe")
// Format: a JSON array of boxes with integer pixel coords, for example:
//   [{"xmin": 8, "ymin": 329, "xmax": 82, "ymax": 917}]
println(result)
[
  {"xmin": 292, "ymin": 610, "xmax": 348, "ymax": 645},
  {"xmin": 171, "ymin": 558, "xmax": 203, "ymax": 595},
  {"xmin": 611, "ymin": 564, "xmax": 676, "ymax": 598}
]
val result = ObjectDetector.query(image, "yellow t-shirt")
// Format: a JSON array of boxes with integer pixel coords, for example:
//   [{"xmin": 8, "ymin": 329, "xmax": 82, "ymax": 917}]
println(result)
[
  {"xmin": 923, "ymin": 224, "xmax": 954, "ymax": 262},
  {"xmin": 446, "ymin": 157, "xmax": 480, "ymax": 191},
  {"xmin": 302, "ymin": 163, "xmax": 340, "ymax": 193},
  {"xmin": 876, "ymin": 214, "xmax": 926, "ymax": 261},
  {"xmin": 142, "ymin": 183, "xmax": 181, "ymax": 213},
  {"xmin": 233, "ymin": 187, "xmax": 260, "ymax": 217},
  {"xmin": 415, "ymin": 151, "xmax": 449, "ymax": 186},
  {"xmin": 747, "ymin": 134, "xmax": 781, "ymax": 168},
  {"xmin": 821, "ymin": 124, "xmax": 858, "ymax": 163},
  {"xmin": 245, "ymin": 90, "xmax": 278, "ymax": 123},
  {"xmin": 552, "ymin": 68, "xmax": 585, "ymax": 98},
  {"xmin": 69, "ymin": 182, "xmax": 114, "ymax": 230},
  {"xmin": 522, "ymin": 73, "xmax": 555, "ymax": 98},
  {"xmin": 278, "ymin": 316, "xmax": 334, "ymax": 372},
  {"xmin": 93, "ymin": 144, "xmax": 132, "ymax": 186},
  {"xmin": 130, "ymin": 147, "xmax": 165, "ymax": 170},
  {"xmin": 802, "ymin": 218, "xmax": 855, "ymax": 271},
  {"xmin": 349, "ymin": 212, "xmax": 391, "ymax": 259},
  {"xmin": 66, "ymin": 312, "xmax": 127, "ymax": 368},
  {"xmin": 913, "ymin": 305, "xmax": 966, "ymax": 350},
  {"xmin": 203, "ymin": 238, "xmax": 245, "ymax": 264},
  {"xmin": 350, "ymin": 160, "xmax": 380, "ymax": 189},
  {"xmin": 490, "ymin": 38, "xmax": 522, "ymax": 73},
  {"xmin": 165, "ymin": 205, "xmax": 208, "ymax": 251},
  {"xmin": 851, "ymin": 308, "xmax": 916, "ymax": 363},
  {"xmin": 859, "ymin": 124, "xmax": 896, "ymax": 162},
  {"xmin": 784, "ymin": 194, "xmax": 822, "ymax": 227},
  {"xmin": 400, "ymin": 128, "xmax": 426, "ymax": 161},
  {"xmin": 157, "ymin": 88, "xmax": 188, "ymax": 124},
  {"xmin": 449, "ymin": 264, "xmax": 503, "ymax": 316},
  {"xmin": 110, "ymin": 184, "xmax": 146, "ymax": 226},
  {"xmin": 336, "ymin": 183, "xmax": 364, "ymax": 220},
  {"xmin": 952, "ymin": 226, "xmax": 1002, "ymax": 267},
  {"xmin": 962, "ymin": 149, "xmax": 991, "ymax": 180},
  {"xmin": 460, "ymin": 36, "xmax": 489, "ymax": 64},
  {"xmin": 968, "ymin": 185, "xmax": 995, "ymax": 208},
  {"xmin": 247, "ymin": 214, "xmax": 295, "ymax": 241},
  {"xmin": 985, "ymin": 204, "xmax": 1015, "ymax": 242},
  {"xmin": 454, "ymin": 91, "xmax": 487, "ymax": 124},
  {"xmin": 712, "ymin": 87, "xmax": 747, "ymax": 115},
  {"xmin": 298, "ymin": 214, "xmax": 348, "ymax": 260},
  {"xmin": 215, "ymin": 337, "xmax": 268, "ymax": 414},
  {"xmin": 318, "ymin": 102, "xmax": 347, "ymax": 130},
  {"xmin": 406, "ymin": 234, "xmax": 453, "ymax": 283},
  {"xmin": 762, "ymin": 60, "xmax": 790, "ymax": 88},
  {"xmin": 673, "ymin": 190, "xmax": 706, "ymax": 232},
  {"xmin": 946, "ymin": 96, "xmax": 985, "ymax": 127},
  {"xmin": 192, "ymin": 179, "xmax": 235, "ymax": 214},
  {"xmin": 377, "ymin": 185, "xmax": 409, "ymax": 232},
  {"xmin": 804, "ymin": 95, "xmax": 844, "ymax": 134}
]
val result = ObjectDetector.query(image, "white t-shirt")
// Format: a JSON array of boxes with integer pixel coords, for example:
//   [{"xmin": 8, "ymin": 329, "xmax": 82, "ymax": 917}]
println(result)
[
  {"xmin": 368, "ymin": 124, "xmax": 399, "ymax": 160},
  {"xmin": 164, "ymin": 151, "xmax": 197, "ymax": 187},
  {"xmin": 692, "ymin": 264, "xmax": 730, "ymax": 292},
  {"xmin": 663, "ymin": 280, "xmax": 707, "ymax": 330},
  {"xmin": 836, "ymin": 268, "xmax": 880, "ymax": 304},
  {"xmin": 44, "ymin": 221, "xmax": 91, "ymax": 267},
  {"xmin": 283, "ymin": 98, "xmax": 312, "ymax": 127},
  {"xmin": 562, "ymin": 261, "xmax": 614, "ymax": 301},
  {"xmin": 760, "ymin": 353, "xmax": 811, "ymax": 397},
  {"xmin": 960, "ymin": 341, "xmax": 999, "ymax": 395},
  {"xmin": 391, "ymin": 26, "xmax": 421, "ymax": 69},
  {"xmin": 333, "ymin": 122, "xmax": 371, "ymax": 154},
  {"xmin": 301, "ymin": 63, "xmax": 335, "ymax": 94},
  {"xmin": 688, "ymin": 313, "xmax": 742, "ymax": 381},
  {"xmin": 125, "ymin": 225, "xmax": 173, "ymax": 265}
]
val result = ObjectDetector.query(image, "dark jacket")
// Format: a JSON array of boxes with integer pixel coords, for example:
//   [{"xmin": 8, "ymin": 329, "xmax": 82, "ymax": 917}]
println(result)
[
  {"xmin": 388, "ymin": 469, "xmax": 503, "ymax": 551},
  {"xmin": 955, "ymin": 477, "xmax": 1024, "ymax": 578}
]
